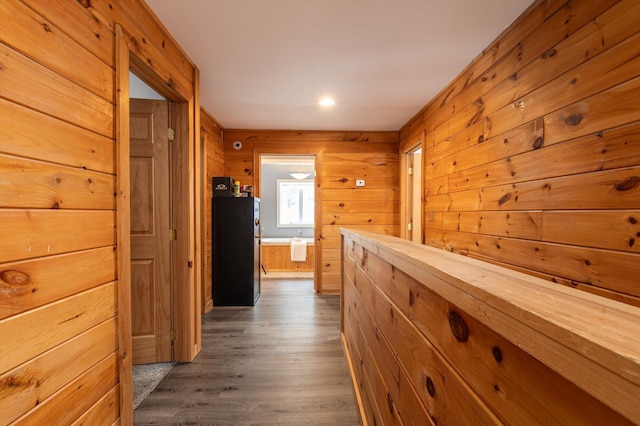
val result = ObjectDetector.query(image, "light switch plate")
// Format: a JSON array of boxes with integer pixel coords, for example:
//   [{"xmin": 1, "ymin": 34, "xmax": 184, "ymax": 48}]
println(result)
[{"xmin": 356, "ymin": 179, "xmax": 365, "ymax": 187}]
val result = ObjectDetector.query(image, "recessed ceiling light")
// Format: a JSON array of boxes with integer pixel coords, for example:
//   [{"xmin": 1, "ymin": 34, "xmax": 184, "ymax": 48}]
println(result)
[{"xmin": 319, "ymin": 98, "xmax": 335, "ymax": 106}]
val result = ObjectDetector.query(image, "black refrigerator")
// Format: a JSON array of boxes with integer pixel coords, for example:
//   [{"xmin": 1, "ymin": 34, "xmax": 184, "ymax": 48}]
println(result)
[{"xmin": 212, "ymin": 196, "xmax": 261, "ymax": 306}]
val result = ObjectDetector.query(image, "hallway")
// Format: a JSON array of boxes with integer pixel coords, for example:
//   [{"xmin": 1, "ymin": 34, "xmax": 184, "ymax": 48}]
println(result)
[{"xmin": 134, "ymin": 279, "xmax": 361, "ymax": 425}]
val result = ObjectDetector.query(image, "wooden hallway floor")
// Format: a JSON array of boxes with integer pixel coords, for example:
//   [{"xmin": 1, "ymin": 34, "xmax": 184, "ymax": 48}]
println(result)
[{"xmin": 134, "ymin": 279, "xmax": 361, "ymax": 425}]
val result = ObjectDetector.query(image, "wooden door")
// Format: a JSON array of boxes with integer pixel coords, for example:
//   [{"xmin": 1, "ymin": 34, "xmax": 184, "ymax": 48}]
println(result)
[
  {"xmin": 130, "ymin": 98, "xmax": 172, "ymax": 364},
  {"xmin": 402, "ymin": 147, "xmax": 423, "ymax": 243},
  {"xmin": 409, "ymin": 150, "xmax": 423, "ymax": 243}
]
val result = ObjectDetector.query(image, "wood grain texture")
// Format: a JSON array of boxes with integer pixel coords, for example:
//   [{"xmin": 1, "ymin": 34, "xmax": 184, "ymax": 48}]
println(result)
[
  {"xmin": 261, "ymin": 244, "xmax": 315, "ymax": 272},
  {"xmin": 344, "ymin": 272, "xmax": 501, "ymax": 425},
  {"xmin": 401, "ymin": 1, "xmax": 640, "ymax": 304},
  {"xmin": 0, "ymin": 99, "xmax": 115, "ymax": 174},
  {"xmin": 170, "ymin": 100, "xmax": 201, "ymax": 363},
  {"xmin": 484, "ymin": 32, "xmax": 640, "ymax": 139},
  {"xmin": 427, "ymin": 229, "xmax": 640, "ymax": 297},
  {"xmin": 11, "ymin": 352, "xmax": 119, "ymax": 426},
  {"xmin": 134, "ymin": 280, "xmax": 360, "ymax": 425},
  {"xmin": 0, "ymin": 0, "xmax": 113, "ymax": 102},
  {"xmin": 201, "ymin": 107, "xmax": 224, "ymax": 313},
  {"xmin": 70, "ymin": 385, "xmax": 120, "ymax": 426},
  {"xmin": 0, "ymin": 210, "xmax": 115, "ymax": 263},
  {"xmin": 542, "ymin": 210, "xmax": 640, "ymax": 253},
  {"xmin": 0, "ymin": 247, "xmax": 116, "ymax": 320},
  {"xmin": 0, "ymin": 42, "xmax": 114, "ymax": 138},
  {"xmin": 461, "ymin": 254, "xmax": 640, "ymax": 309},
  {"xmin": 0, "ymin": 154, "xmax": 115, "ymax": 210},
  {"xmin": 432, "ymin": 0, "xmax": 623, "ymax": 132},
  {"xmin": 20, "ymin": 0, "xmax": 113, "ymax": 65},
  {"xmin": 0, "ymin": 319, "xmax": 118, "ymax": 424},
  {"xmin": 114, "ymin": 24, "xmax": 134, "ymax": 425},
  {"xmin": 0, "ymin": 0, "xmax": 200, "ymax": 423},
  {"xmin": 192, "ymin": 61, "xmax": 203, "ymax": 342},
  {"xmin": 342, "ymin": 229, "xmax": 640, "ymax": 424},
  {"xmin": 129, "ymin": 98, "xmax": 172, "ymax": 365},
  {"xmin": 223, "ymin": 130, "xmax": 399, "ymax": 293},
  {"xmin": 90, "ymin": 0, "xmax": 195, "ymax": 84},
  {"xmin": 0, "ymin": 282, "xmax": 117, "ymax": 374}
]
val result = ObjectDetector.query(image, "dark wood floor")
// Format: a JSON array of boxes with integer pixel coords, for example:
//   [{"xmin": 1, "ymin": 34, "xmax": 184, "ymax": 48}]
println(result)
[{"xmin": 134, "ymin": 279, "xmax": 361, "ymax": 425}]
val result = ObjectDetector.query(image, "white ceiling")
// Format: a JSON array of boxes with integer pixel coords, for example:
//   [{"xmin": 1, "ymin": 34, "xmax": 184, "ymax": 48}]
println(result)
[{"xmin": 146, "ymin": 0, "xmax": 533, "ymax": 131}]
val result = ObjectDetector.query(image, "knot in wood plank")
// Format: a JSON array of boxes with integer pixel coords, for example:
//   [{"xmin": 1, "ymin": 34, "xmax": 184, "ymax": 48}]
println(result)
[{"xmin": 449, "ymin": 310, "xmax": 469, "ymax": 342}]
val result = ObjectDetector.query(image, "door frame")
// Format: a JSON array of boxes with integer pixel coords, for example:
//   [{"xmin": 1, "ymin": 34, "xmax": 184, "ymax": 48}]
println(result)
[
  {"xmin": 253, "ymin": 149, "xmax": 323, "ymax": 293},
  {"xmin": 400, "ymin": 133, "xmax": 425, "ymax": 243},
  {"xmin": 115, "ymin": 24, "xmax": 202, "ymax": 418}
]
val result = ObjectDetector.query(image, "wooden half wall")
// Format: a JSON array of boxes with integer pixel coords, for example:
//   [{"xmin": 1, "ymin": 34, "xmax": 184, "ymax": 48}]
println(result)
[
  {"xmin": 0, "ymin": 1, "xmax": 202, "ymax": 423},
  {"xmin": 400, "ymin": 0, "xmax": 640, "ymax": 306},
  {"xmin": 223, "ymin": 130, "xmax": 400, "ymax": 293},
  {"xmin": 341, "ymin": 228, "xmax": 640, "ymax": 424}
]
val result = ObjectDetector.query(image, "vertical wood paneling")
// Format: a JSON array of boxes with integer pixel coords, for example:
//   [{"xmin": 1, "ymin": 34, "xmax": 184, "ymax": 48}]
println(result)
[
  {"xmin": 169, "ymin": 99, "xmax": 201, "ymax": 362},
  {"xmin": 402, "ymin": 0, "xmax": 640, "ymax": 304},
  {"xmin": 114, "ymin": 24, "xmax": 134, "ymax": 424},
  {"xmin": 223, "ymin": 130, "xmax": 399, "ymax": 293},
  {"xmin": 193, "ymin": 68, "xmax": 203, "ymax": 355},
  {"xmin": 201, "ymin": 108, "xmax": 224, "ymax": 313}
]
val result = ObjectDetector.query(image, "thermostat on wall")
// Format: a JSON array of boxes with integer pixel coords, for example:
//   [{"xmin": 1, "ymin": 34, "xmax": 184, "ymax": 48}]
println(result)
[{"xmin": 356, "ymin": 179, "xmax": 365, "ymax": 187}]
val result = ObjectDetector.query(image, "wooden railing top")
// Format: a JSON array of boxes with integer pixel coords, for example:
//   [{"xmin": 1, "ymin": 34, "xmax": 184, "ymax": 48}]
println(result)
[{"xmin": 341, "ymin": 228, "xmax": 640, "ymax": 422}]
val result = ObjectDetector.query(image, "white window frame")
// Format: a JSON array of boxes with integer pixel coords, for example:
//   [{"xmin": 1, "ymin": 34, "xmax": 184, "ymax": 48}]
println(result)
[{"xmin": 276, "ymin": 179, "xmax": 314, "ymax": 227}]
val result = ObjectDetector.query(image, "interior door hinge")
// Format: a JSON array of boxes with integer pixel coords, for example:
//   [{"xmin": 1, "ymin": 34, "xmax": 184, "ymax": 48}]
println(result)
[
  {"xmin": 168, "ymin": 128, "xmax": 175, "ymax": 141},
  {"xmin": 408, "ymin": 167, "xmax": 413, "ymax": 176},
  {"xmin": 170, "ymin": 329, "xmax": 177, "ymax": 342},
  {"xmin": 169, "ymin": 228, "xmax": 177, "ymax": 241},
  {"xmin": 408, "ymin": 223, "xmax": 413, "ymax": 231}
]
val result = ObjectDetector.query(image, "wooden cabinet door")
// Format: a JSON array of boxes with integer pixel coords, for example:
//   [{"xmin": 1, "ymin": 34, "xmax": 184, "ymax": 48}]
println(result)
[{"xmin": 130, "ymin": 99, "xmax": 172, "ymax": 364}]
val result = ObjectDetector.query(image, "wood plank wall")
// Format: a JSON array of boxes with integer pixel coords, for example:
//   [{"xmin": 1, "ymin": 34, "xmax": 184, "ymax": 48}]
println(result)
[
  {"xmin": 201, "ymin": 108, "xmax": 224, "ymax": 313},
  {"xmin": 400, "ymin": 0, "xmax": 640, "ymax": 307},
  {"xmin": 262, "ymin": 244, "xmax": 315, "ymax": 272},
  {"xmin": 0, "ymin": 1, "xmax": 199, "ymax": 423},
  {"xmin": 222, "ymin": 130, "xmax": 400, "ymax": 293},
  {"xmin": 341, "ymin": 229, "xmax": 640, "ymax": 424}
]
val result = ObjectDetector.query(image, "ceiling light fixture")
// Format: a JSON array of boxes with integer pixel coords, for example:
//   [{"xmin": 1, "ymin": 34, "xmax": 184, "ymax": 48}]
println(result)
[
  {"xmin": 319, "ymin": 98, "xmax": 335, "ymax": 106},
  {"xmin": 288, "ymin": 167, "xmax": 311, "ymax": 180}
]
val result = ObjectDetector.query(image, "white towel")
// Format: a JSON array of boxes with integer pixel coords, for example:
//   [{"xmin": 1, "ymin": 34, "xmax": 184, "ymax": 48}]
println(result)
[{"xmin": 290, "ymin": 238, "xmax": 307, "ymax": 262}]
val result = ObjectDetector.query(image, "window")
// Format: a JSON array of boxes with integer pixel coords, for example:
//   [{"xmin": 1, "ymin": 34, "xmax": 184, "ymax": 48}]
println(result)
[{"xmin": 277, "ymin": 179, "xmax": 314, "ymax": 227}]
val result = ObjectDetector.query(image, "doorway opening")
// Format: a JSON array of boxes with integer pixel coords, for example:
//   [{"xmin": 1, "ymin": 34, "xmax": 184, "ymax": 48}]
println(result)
[
  {"xmin": 128, "ymin": 72, "xmax": 176, "ymax": 407},
  {"xmin": 129, "ymin": 72, "xmax": 173, "ymax": 365},
  {"xmin": 259, "ymin": 155, "xmax": 316, "ymax": 282},
  {"xmin": 115, "ymin": 24, "xmax": 201, "ymax": 418},
  {"xmin": 401, "ymin": 144, "xmax": 423, "ymax": 244}
]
